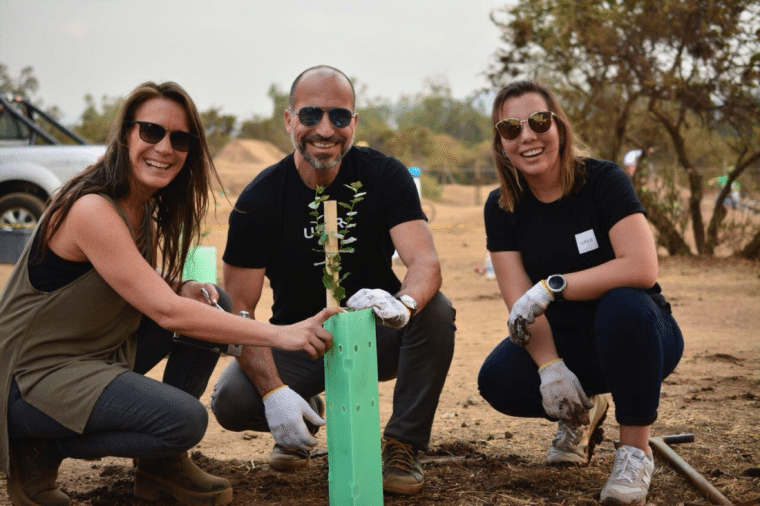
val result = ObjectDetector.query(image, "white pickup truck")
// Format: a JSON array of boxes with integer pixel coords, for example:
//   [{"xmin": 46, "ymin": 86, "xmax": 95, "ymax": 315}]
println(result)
[{"xmin": 0, "ymin": 95, "xmax": 106, "ymax": 228}]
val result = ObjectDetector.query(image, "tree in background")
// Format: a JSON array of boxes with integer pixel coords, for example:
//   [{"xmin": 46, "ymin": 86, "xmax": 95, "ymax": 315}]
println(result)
[
  {"xmin": 396, "ymin": 75, "xmax": 492, "ymax": 149},
  {"xmin": 201, "ymin": 107, "xmax": 236, "ymax": 156},
  {"xmin": 73, "ymin": 94, "xmax": 123, "ymax": 144},
  {"xmin": 488, "ymin": 0, "xmax": 760, "ymax": 258},
  {"xmin": 0, "ymin": 63, "xmax": 70, "ymax": 144},
  {"xmin": 238, "ymin": 83, "xmax": 291, "ymax": 153},
  {"xmin": 0, "ymin": 64, "xmax": 39, "ymax": 97}
]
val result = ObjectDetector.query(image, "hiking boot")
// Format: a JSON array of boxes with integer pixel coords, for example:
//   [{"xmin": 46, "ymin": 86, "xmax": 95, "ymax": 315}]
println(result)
[
  {"xmin": 268, "ymin": 395, "xmax": 323, "ymax": 472},
  {"xmin": 133, "ymin": 452, "xmax": 232, "ymax": 506},
  {"xmin": 381, "ymin": 437, "xmax": 425, "ymax": 495},
  {"xmin": 7, "ymin": 439, "xmax": 70, "ymax": 506},
  {"xmin": 547, "ymin": 393, "xmax": 609, "ymax": 465},
  {"xmin": 600, "ymin": 445, "xmax": 654, "ymax": 505}
]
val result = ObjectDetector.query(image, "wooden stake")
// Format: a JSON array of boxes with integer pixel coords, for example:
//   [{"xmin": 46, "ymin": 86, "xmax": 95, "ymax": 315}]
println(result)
[{"xmin": 324, "ymin": 200, "xmax": 340, "ymax": 308}]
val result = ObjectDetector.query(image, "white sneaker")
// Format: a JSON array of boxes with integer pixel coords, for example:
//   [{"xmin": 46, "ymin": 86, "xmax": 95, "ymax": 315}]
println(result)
[
  {"xmin": 547, "ymin": 393, "xmax": 609, "ymax": 465},
  {"xmin": 600, "ymin": 445, "xmax": 654, "ymax": 505}
]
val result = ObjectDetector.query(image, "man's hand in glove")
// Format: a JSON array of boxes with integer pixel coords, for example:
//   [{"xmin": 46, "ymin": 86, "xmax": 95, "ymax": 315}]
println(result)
[
  {"xmin": 538, "ymin": 359, "xmax": 594, "ymax": 426},
  {"xmin": 263, "ymin": 385, "xmax": 324, "ymax": 452},
  {"xmin": 347, "ymin": 288, "xmax": 410, "ymax": 329},
  {"xmin": 508, "ymin": 280, "xmax": 554, "ymax": 346}
]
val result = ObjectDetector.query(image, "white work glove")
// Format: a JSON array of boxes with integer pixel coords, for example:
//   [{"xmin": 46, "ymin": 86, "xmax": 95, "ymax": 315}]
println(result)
[
  {"xmin": 262, "ymin": 386, "xmax": 324, "ymax": 452},
  {"xmin": 347, "ymin": 288, "xmax": 410, "ymax": 329},
  {"xmin": 538, "ymin": 359, "xmax": 594, "ymax": 426},
  {"xmin": 508, "ymin": 280, "xmax": 554, "ymax": 346}
]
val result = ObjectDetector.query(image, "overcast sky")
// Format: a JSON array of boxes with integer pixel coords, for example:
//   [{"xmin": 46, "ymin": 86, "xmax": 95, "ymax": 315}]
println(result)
[{"xmin": 1, "ymin": 0, "xmax": 510, "ymax": 123}]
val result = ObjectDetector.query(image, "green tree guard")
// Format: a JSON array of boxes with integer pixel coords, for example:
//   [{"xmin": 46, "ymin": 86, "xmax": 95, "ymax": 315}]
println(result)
[
  {"xmin": 182, "ymin": 245, "xmax": 217, "ymax": 284},
  {"xmin": 324, "ymin": 308, "xmax": 384, "ymax": 506}
]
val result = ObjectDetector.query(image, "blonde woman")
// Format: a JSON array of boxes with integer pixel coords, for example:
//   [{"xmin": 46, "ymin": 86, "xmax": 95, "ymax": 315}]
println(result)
[{"xmin": 478, "ymin": 80, "xmax": 683, "ymax": 505}]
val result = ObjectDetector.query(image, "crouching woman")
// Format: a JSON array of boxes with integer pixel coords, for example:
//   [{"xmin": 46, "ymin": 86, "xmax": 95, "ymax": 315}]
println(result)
[
  {"xmin": 477, "ymin": 80, "xmax": 684, "ymax": 505},
  {"xmin": 0, "ymin": 81, "xmax": 337, "ymax": 506}
]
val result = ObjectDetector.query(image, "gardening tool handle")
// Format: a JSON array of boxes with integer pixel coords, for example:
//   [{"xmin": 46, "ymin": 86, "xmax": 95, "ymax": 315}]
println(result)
[
  {"xmin": 661, "ymin": 433, "xmax": 695, "ymax": 445},
  {"xmin": 649, "ymin": 437, "xmax": 732, "ymax": 505}
]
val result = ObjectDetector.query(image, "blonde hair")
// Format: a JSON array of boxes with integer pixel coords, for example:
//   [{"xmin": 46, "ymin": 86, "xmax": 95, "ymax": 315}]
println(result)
[{"xmin": 491, "ymin": 80, "xmax": 586, "ymax": 211}]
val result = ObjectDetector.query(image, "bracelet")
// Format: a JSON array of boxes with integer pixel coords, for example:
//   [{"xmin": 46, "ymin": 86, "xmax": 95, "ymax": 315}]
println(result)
[
  {"xmin": 175, "ymin": 279, "xmax": 194, "ymax": 295},
  {"xmin": 538, "ymin": 358, "xmax": 563, "ymax": 371},
  {"xmin": 262, "ymin": 384, "xmax": 288, "ymax": 401}
]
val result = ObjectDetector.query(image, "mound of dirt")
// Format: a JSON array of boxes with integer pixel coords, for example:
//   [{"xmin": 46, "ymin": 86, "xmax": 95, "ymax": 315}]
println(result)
[
  {"xmin": 213, "ymin": 139, "xmax": 287, "ymax": 193},
  {"xmin": 215, "ymin": 139, "xmax": 286, "ymax": 167}
]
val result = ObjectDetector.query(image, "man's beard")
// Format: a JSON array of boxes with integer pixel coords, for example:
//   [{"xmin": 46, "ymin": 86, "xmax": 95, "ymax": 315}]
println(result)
[{"xmin": 291, "ymin": 132, "xmax": 354, "ymax": 171}]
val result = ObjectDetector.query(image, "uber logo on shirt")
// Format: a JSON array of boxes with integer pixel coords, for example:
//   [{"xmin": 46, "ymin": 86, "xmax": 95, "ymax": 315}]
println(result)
[
  {"xmin": 575, "ymin": 229, "xmax": 599, "ymax": 254},
  {"xmin": 304, "ymin": 217, "xmax": 348, "ymax": 240}
]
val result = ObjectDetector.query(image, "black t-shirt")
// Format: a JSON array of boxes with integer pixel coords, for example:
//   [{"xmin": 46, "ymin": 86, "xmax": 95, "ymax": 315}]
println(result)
[
  {"xmin": 484, "ymin": 157, "xmax": 656, "ymax": 326},
  {"xmin": 224, "ymin": 146, "xmax": 425, "ymax": 324}
]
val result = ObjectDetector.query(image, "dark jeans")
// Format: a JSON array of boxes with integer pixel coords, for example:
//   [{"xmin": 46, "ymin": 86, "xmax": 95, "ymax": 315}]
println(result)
[
  {"xmin": 6, "ymin": 288, "xmax": 229, "ymax": 460},
  {"xmin": 478, "ymin": 288, "xmax": 684, "ymax": 426},
  {"xmin": 211, "ymin": 291, "xmax": 456, "ymax": 453}
]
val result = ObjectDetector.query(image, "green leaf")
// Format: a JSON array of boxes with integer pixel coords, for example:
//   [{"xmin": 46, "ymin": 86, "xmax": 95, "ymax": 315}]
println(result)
[
  {"xmin": 342, "ymin": 236, "xmax": 357, "ymax": 244},
  {"xmin": 339, "ymin": 247, "xmax": 355, "ymax": 253}
]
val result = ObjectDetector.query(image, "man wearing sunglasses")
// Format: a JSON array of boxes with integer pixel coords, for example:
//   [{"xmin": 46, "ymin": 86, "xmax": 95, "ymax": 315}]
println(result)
[{"xmin": 211, "ymin": 65, "xmax": 456, "ymax": 496}]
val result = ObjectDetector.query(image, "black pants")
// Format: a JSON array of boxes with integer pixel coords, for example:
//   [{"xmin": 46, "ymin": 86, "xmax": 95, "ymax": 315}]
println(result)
[
  {"xmin": 211, "ymin": 291, "xmax": 456, "ymax": 453},
  {"xmin": 478, "ymin": 288, "xmax": 684, "ymax": 426}
]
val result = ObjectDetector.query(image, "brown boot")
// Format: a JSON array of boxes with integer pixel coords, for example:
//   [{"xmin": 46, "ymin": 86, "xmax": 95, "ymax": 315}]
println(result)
[
  {"xmin": 7, "ymin": 439, "xmax": 70, "ymax": 506},
  {"xmin": 382, "ymin": 437, "xmax": 425, "ymax": 495},
  {"xmin": 134, "ymin": 452, "xmax": 232, "ymax": 506}
]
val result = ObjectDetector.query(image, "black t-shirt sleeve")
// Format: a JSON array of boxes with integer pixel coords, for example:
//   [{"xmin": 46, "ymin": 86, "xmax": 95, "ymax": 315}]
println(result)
[
  {"xmin": 593, "ymin": 161, "xmax": 646, "ymax": 232},
  {"xmin": 381, "ymin": 159, "xmax": 426, "ymax": 228},
  {"xmin": 484, "ymin": 189, "xmax": 517, "ymax": 252},
  {"xmin": 222, "ymin": 185, "xmax": 270, "ymax": 269}
]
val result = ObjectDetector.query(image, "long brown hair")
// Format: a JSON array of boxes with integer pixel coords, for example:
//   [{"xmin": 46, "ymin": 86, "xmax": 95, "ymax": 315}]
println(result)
[
  {"xmin": 37, "ymin": 81, "xmax": 221, "ymax": 284},
  {"xmin": 491, "ymin": 80, "xmax": 586, "ymax": 211}
]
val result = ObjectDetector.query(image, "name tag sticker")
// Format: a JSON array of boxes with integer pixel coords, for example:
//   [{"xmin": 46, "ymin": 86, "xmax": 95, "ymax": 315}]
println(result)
[{"xmin": 575, "ymin": 229, "xmax": 599, "ymax": 254}]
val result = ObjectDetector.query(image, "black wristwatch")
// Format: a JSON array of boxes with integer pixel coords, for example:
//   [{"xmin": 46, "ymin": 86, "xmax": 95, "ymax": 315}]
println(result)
[{"xmin": 546, "ymin": 274, "xmax": 567, "ymax": 301}]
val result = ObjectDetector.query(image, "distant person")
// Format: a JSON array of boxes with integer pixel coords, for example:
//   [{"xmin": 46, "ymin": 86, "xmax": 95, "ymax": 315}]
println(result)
[
  {"xmin": 709, "ymin": 167, "xmax": 742, "ymax": 209},
  {"xmin": 622, "ymin": 149, "xmax": 642, "ymax": 177},
  {"xmin": 623, "ymin": 147, "xmax": 654, "ymax": 181},
  {"xmin": 210, "ymin": 65, "xmax": 456, "ymax": 496},
  {"xmin": 0, "ymin": 81, "xmax": 337, "ymax": 506},
  {"xmin": 478, "ymin": 80, "xmax": 683, "ymax": 505}
]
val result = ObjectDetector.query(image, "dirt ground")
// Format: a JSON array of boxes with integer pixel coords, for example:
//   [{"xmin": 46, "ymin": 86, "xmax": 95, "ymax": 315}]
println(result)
[{"xmin": 1, "ymin": 181, "xmax": 759, "ymax": 506}]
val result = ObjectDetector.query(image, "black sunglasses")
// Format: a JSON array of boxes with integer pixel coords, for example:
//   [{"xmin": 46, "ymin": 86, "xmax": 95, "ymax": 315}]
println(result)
[
  {"xmin": 290, "ymin": 106, "xmax": 355, "ymax": 128},
  {"xmin": 494, "ymin": 111, "xmax": 557, "ymax": 140},
  {"xmin": 129, "ymin": 121, "xmax": 196, "ymax": 152}
]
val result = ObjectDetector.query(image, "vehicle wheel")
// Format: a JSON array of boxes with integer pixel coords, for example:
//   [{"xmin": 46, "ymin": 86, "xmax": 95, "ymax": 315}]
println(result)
[{"xmin": 0, "ymin": 193, "xmax": 46, "ymax": 229}]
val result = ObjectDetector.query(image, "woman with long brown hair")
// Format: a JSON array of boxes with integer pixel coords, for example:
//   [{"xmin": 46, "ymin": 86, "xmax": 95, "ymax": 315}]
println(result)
[{"xmin": 0, "ymin": 81, "xmax": 338, "ymax": 506}]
